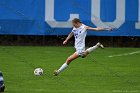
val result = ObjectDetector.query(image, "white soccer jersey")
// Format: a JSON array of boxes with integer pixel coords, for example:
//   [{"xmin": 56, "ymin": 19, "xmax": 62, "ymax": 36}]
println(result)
[{"xmin": 72, "ymin": 24, "xmax": 87, "ymax": 51}]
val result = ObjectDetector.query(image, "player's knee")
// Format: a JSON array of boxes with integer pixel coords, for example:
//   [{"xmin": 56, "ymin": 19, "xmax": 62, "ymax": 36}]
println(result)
[
  {"xmin": 81, "ymin": 55, "xmax": 86, "ymax": 58},
  {"xmin": 81, "ymin": 53, "xmax": 87, "ymax": 58}
]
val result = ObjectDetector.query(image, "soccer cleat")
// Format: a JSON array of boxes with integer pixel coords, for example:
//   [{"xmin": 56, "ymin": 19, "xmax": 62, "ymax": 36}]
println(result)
[
  {"xmin": 0, "ymin": 84, "xmax": 5, "ymax": 92},
  {"xmin": 53, "ymin": 70, "xmax": 59, "ymax": 76},
  {"xmin": 96, "ymin": 42, "xmax": 104, "ymax": 49}
]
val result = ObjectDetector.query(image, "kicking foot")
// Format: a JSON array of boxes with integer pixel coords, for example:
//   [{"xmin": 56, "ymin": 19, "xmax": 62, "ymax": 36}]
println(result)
[
  {"xmin": 96, "ymin": 42, "xmax": 104, "ymax": 49},
  {"xmin": 0, "ymin": 84, "xmax": 5, "ymax": 92},
  {"xmin": 53, "ymin": 70, "xmax": 59, "ymax": 76}
]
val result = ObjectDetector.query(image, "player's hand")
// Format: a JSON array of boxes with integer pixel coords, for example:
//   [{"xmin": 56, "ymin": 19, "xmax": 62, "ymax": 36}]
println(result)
[
  {"xmin": 63, "ymin": 40, "xmax": 67, "ymax": 45},
  {"xmin": 104, "ymin": 27, "xmax": 113, "ymax": 31}
]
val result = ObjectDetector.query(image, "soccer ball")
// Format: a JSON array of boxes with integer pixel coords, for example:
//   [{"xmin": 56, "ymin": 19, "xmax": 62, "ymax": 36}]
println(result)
[{"xmin": 34, "ymin": 68, "xmax": 43, "ymax": 76}]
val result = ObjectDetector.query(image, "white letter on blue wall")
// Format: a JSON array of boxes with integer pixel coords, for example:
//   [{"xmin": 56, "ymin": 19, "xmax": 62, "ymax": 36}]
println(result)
[
  {"xmin": 45, "ymin": 0, "xmax": 79, "ymax": 28},
  {"xmin": 91, "ymin": 0, "xmax": 125, "ymax": 28}
]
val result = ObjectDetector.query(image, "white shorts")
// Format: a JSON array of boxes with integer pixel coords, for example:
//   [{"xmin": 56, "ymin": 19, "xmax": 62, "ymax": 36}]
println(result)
[{"xmin": 75, "ymin": 48, "xmax": 85, "ymax": 57}]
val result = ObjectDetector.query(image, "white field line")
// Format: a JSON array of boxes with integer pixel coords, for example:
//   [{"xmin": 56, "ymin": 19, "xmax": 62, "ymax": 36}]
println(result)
[{"xmin": 108, "ymin": 51, "xmax": 140, "ymax": 58}]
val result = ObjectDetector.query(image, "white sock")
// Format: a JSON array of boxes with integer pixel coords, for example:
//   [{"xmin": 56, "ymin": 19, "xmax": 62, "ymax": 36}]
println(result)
[
  {"xmin": 57, "ymin": 63, "xmax": 68, "ymax": 74},
  {"xmin": 86, "ymin": 45, "xmax": 98, "ymax": 53},
  {"xmin": 0, "ymin": 72, "xmax": 3, "ymax": 81},
  {"xmin": 0, "ymin": 77, "xmax": 3, "ymax": 81}
]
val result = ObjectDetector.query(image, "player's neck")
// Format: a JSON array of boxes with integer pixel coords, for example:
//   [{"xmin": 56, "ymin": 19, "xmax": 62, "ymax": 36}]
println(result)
[{"xmin": 75, "ymin": 23, "xmax": 82, "ymax": 28}]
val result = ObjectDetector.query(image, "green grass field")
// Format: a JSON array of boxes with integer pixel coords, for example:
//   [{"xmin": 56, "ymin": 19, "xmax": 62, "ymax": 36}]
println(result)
[{"xmin": 0, "ymin": 46, "xmax": 140, "ymax": 93}]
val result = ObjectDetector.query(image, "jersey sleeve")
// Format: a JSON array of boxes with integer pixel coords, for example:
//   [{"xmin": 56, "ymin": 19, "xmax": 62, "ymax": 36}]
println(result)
[
  {"xmin": 72, "ymin": 28, "xmax": 75, "ymax": 33},
  {"xmin": 83, "ymin": 24, "xmax": 88, "ymax": 31}
]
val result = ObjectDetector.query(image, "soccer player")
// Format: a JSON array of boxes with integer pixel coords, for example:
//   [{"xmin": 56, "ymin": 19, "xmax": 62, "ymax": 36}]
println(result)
[
  {"xmin": 54, "ymin": 18, "xmax": 111, "ymax": 76},
  {"xmin": 0, "ymin": 71, "xmax": 5, "ymax": 92}
]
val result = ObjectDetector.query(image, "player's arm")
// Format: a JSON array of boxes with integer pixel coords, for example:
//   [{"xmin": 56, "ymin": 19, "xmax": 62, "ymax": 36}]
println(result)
[
  {"xmin": 86, "ymin": 26, "xmax": 111, "ymax": 31},
  {"xmin": 63, "ymin": 32, "xmax": 74, "ymax": 45}
]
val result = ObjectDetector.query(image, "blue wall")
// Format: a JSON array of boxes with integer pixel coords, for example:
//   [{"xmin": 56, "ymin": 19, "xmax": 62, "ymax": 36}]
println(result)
[{"xmin": 0, "ymin": 0, "xmax": 140, "ymax": 36}]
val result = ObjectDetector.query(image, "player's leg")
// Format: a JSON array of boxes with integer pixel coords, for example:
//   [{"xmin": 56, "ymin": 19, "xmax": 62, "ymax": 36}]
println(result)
[
  {"xmin": 54, "ymin": 52, "xmax": 79, "ymax": 76},
  {"xmin": 0, "ymin": 71, "xmax": 5, "ymax": 92},
  {"xmin": 82, "ymin": 42, "xmax": 104, "ymax": 58}
]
